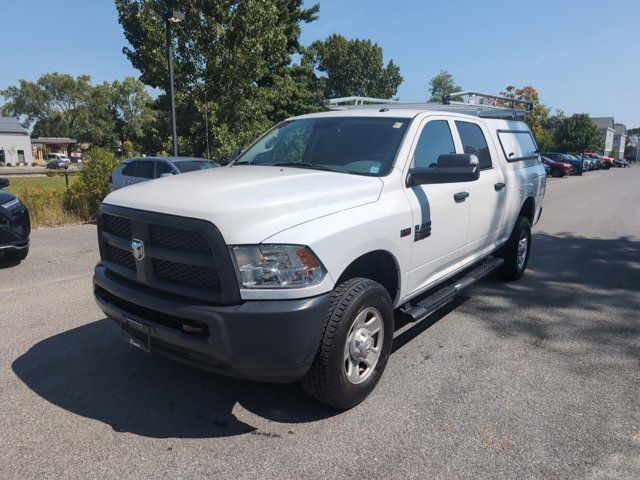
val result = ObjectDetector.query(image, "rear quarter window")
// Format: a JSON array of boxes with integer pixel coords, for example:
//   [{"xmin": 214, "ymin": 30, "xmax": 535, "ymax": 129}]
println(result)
[{"xmin": 497, "ymin": 130, "xmax": 538, "ymax": 162}]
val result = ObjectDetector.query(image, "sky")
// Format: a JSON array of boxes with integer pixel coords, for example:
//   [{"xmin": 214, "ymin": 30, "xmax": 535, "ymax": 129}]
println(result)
[{"xmin": 2, "ymin": 0, "xmax": 639, "ymax": 127}]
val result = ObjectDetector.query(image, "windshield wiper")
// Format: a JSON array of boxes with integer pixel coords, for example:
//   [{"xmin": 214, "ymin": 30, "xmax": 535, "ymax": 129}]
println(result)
[{"xmin": 271, "ymin": 162, "xmax": 335, "ymax": 171}]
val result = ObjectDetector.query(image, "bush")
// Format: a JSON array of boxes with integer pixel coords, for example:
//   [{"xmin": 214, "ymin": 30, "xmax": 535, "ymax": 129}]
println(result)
[
  {"xmin": 14, "ymin": 185, "xmax": 81, "ymax": 227},
  {"xmin": 6, "ymin": 163, "xmax": 12, "ymax": 167},
  {"xmin": 31, "ymin": 162, "xmax": 38, "ymax": 167},
  {"xmin": 64, "ymin": 147, "xmax": 120, "ymax": 220}
]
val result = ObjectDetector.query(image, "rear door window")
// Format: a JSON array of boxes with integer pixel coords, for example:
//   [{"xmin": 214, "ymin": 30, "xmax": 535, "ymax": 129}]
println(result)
[
  {"xmin": 497, "ymin": 131, "xmax": 538, "ymax": 162},
  {"xmin": 455, "ymin": 121, "xmax": 492, "ymax": 169},
  {"xmin": 136, "ymin": 161, "xmax": 155, "ymax": 179}
]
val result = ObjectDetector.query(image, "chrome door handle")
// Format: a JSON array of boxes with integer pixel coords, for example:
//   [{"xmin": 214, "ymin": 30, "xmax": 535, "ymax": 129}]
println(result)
[{"xmin": 454, "ymin": 191, "xmax": 469, "ymax": 203}]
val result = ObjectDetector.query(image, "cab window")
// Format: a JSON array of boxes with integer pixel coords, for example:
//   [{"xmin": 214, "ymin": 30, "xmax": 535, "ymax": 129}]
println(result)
[{"xmin": 413, "ymin": 120, "xmax": 456, "ymax": 168}]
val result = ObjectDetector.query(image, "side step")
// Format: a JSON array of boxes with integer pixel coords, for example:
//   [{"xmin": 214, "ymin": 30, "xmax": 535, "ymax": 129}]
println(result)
[{"xmin": 401, "ymin": 257, "xmax": 504, "ymax": 323}]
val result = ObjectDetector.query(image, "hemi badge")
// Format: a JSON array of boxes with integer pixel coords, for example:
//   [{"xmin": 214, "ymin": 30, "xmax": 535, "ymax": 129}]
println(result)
[{"xmin": 400, "ymin": 227, "xmax": 411, "ymax": 238}]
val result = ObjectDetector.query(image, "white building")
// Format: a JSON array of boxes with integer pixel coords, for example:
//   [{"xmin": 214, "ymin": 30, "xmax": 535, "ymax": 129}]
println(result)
[
  {"xmin": 613, "ymin": 123, "xmax": 627, "ymax": 159},
  {"xmin": 0, "ymin": 116, "xmax": 33, "ymax": 165},
  {"xmin": 590, "ymin": 117, "xmax": 615, "ymax": 156}
]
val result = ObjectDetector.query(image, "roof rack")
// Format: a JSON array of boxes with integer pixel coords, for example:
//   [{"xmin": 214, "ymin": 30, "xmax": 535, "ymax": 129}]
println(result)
[{"xmin": 324, "ymin": 91, "xmax": 533, "ymax": 119}]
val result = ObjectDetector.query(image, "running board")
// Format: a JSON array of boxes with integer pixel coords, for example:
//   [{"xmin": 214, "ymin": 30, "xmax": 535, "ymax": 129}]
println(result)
[{"xmin": 401, "ymin": 257, "xmax": 504, "ymax": 323}]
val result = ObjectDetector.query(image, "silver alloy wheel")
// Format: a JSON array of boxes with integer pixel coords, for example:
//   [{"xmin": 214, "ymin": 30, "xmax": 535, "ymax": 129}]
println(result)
[
  {"xmin": 344, "ymin": 307, "xmax": 384, "ymax": 384},
  {"xmin": 516, "ymin": 233, "xmax": 528, "ymax": 270}
]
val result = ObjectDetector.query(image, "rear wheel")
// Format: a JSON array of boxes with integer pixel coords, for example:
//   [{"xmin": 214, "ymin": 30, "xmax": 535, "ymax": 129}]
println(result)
[
  {"xmin": 550, "ymin": 167, "xmax": 562, "ymax": 177},
  {"xmin": 496, "ymin": 216, "xmax": 531, "ymax": 281},
  {"xmin": 302, "ymin": 277, "xmax": 394, "ymax": 409}
]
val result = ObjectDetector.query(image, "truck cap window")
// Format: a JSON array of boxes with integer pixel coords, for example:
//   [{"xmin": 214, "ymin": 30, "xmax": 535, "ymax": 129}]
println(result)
[
  {"xmin": 497, "ymin": 130, "xmax": 538, "ymax": 162},
  {"xmin": 455, "ymin": 121, "xmax": 492, "ymax": 169},
  {"xmin": 234, "ymin": 117, "xmax": 409, "ymax": 176}
]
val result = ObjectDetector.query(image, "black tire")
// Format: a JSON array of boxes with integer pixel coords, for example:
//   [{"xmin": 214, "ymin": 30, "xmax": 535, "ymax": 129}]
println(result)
[
  {"xmin": 550, "ymin": 167, "xmax": 562, "ymax": 178},
  {"xmin": 4, "ymin": 246, "xmax": 29, "ymax": 262},
  {"xmin": 496, "ymin": 216, "xmax": 531, "ymax": 281},
  {"xmin": 302, "ymin": 277, "xmax": 394, "ymax": 409}
]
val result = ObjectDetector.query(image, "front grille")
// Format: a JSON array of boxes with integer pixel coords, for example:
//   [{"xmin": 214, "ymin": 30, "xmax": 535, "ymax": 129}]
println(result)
[
  {"xmin": 103, "ymin": 214, "xmax": 132, "ymax": 239},
  {"xmin": 106, "ymin": 244, "xmax": 135, "ymax": 270},
  {"xmin": 154, "ymin": 258, "xmax": 220, "ymax": 290},
  {"xmin": 97, "ymin": 206, "xmax": 240, "ymax": 304},
  {"xmin": 151, "ymin": 225, "xmax": 210, "ymax": 253}
]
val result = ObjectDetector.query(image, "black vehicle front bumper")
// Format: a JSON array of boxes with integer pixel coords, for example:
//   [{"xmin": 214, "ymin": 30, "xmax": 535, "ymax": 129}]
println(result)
[
  {"xmin": 94, "ymin": 264, "xmax": 331, "ymax": 382},
  {"xmin": 0, "ymin": 204, "xmax": 30, "ymax": 252}
]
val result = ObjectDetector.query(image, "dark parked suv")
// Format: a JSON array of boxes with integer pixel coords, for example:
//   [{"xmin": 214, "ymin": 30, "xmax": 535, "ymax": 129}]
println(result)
[{"xmin": 0, "ymin": 179, "xmax": 30, "ymax": 262}]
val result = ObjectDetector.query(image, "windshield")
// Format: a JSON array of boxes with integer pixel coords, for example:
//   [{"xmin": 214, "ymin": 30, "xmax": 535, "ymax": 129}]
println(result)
[
  {"xmin": 175, "ymin": 161, "xmax": 218, "ymax": 173},
  {"xmin": 234, "ymin": 117, "xmax": 410, "ymax": 176}
]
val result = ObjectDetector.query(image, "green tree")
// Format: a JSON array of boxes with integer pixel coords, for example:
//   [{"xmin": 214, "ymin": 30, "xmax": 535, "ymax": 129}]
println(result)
[
  {"xmin": 427, "ymin": 71, "xmax": 461, "ymax": 102},
  {"xmin": 500, "ymin": 85, "xmax": 550, "ymax": 148},
  {"xmin": 303, "ymin": 34, "xmax": 403, "ymax": 99},
  {"xmin": 1, "ymin": 73, "xmax": 157, "ymax": 153},
  {"xmin": 556, "ymin": 114, "xmax": 604, "ymax": 153},
  {"xmin": 1, "ymin": 73, "xmax": 94, "ymax": 138},
  {"xmin": 115, "ymin": 0, "xmax": 319, "ymax": 160}
]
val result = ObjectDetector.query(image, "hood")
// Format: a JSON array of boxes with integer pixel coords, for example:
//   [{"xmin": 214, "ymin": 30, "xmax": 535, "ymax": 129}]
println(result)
[
  {"xmin": 103, "ymin": 165, "xmax": 383, "ymax": 244},
  {"xmin": 0, "ymin": 189, "xmax": 17, "ymax": 205}
]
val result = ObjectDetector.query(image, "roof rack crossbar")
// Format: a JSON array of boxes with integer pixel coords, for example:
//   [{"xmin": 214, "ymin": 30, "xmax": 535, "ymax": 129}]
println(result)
[
  {"xmin": 324, "ymin": 91, "xmax": 533, "ymax": 119},
  {"xmin": 443, "ymin": 91, "xmax": 533, "ymax": 111}
]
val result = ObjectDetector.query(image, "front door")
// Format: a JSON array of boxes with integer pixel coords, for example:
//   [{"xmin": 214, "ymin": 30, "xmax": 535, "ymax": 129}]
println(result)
[{"xmin": 405, "ymin": 117, "xmax": 470, "ymax": 297}]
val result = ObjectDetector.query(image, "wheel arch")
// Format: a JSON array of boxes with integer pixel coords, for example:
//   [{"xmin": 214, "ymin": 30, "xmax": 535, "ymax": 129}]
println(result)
[
  {"xmin": 336, "ymin": 250, "xmax": 401, "ymax": 305},
  {"xmin": 519, "ymin": 196, "xmax": 536, "ymax": 224}
]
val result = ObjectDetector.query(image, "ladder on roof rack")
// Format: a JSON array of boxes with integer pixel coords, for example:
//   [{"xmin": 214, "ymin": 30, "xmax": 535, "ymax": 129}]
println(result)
[{"xmin": 324, "ymin": 91, "xmax": 533, "ymax": 119}]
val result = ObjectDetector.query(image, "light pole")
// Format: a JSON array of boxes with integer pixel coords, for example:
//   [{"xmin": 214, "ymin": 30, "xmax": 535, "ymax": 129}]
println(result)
[{"xmin": 164, "ymin": 10, "xmax": 184, "ymax": 157}]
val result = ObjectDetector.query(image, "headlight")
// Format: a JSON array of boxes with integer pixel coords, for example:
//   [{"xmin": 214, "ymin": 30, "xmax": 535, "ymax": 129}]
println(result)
[
  {"xmin": 230, "ymin": 244, "xmax": 326, "ymax": 289},
  {"xmin": 1, "ymin": 198, "xmax": 20, "ymax": 209}
]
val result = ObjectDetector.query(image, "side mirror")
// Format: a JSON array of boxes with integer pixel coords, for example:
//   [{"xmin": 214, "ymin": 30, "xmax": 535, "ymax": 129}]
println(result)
[
  {"xmin": 407, "ymin": 154, "xmax": 480, "ymax": 186},
  {"xmin": 0, "ymin": 178, "xmax": 9, "ymax": 189}
]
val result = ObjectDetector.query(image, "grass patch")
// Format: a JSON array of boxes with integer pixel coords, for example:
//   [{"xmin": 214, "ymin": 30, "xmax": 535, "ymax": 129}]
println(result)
[
  {"xmin": 4, "ymin": 175, "xmax": 79, "ymax": 194},
  {"xmin": 3, "ymin": 179, "xmax": 82, "ymax": 228}
]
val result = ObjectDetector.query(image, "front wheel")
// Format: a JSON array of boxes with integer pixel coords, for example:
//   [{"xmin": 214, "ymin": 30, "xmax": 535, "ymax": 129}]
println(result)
[
  {"xmin": 302, "ymin": 277, "xmax": 394, "ymax": 409},
  {"xmin": 496, "ymin": 216, "xmax": 531, "ymax": 281}
]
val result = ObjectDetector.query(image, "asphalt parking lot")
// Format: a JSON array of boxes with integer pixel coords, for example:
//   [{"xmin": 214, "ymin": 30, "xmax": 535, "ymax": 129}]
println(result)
[{"xmin": 1, "ymin": 167, "xmax": 639, "ymax": 479}]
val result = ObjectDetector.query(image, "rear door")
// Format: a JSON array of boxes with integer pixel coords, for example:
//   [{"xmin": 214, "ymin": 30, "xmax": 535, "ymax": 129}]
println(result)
[
  {"xmin": 405, "ymin": 117, "xmax": 470, "ymax": 296},
  {"xmin": 453, "ymin": 119, "xmax": 506, "ymax": 260}
]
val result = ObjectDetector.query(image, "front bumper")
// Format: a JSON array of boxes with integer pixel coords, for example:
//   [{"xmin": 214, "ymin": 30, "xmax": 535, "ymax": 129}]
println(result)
[
  {"xmin": 93, "ymin": 263, "xmax": 331, "ymax": 382},
  {"xmin": 0, "ymin": 205, "xmax": 30, "ymax": 250}
]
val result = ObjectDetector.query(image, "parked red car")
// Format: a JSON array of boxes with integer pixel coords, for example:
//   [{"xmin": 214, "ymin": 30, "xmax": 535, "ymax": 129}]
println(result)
[
  {"xmin": 584, "ymin": 152, "xmax": 612, "ymax": 169},
  {"xmin": 541, "ymin": 156, "xmax": 572, "ymax": 177},
  {"xmin": 600, "ymin": 155, "xmax": 615, "ymax": 168}
]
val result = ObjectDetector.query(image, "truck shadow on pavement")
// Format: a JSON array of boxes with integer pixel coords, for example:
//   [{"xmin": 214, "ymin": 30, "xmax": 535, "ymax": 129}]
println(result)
[
  {"xmin": 11, "ymin": 233, "xmax": 639, "ymax": 439},
  {"xmin": 466, "ymin": 233, "xmax": 640, "ymax": 370}
]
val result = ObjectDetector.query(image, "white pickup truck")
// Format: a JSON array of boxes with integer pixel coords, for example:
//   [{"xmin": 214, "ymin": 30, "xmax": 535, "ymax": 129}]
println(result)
[{"xmin": 94, "ymin": 92, "xmax": 546, "ymax": 409}]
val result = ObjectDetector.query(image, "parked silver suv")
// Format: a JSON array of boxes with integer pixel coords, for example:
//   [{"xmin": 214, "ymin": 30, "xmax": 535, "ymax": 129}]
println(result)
[{"xmin": 109, "ymin": 157, "xmax": 218, "ymax": 191}]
